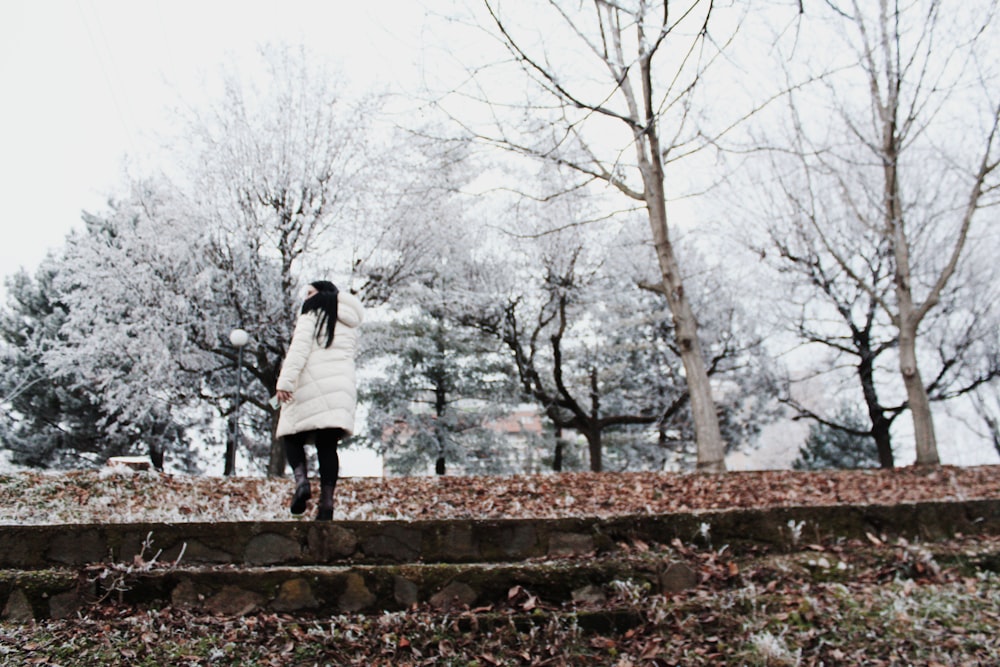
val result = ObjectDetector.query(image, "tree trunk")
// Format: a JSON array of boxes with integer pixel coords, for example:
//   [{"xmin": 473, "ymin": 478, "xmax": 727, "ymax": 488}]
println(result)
[
  {"xmin": 434, "ymin": 377, "xmax": 447, "ymax": 475},
  {"xmin": 858, "ymin": 348, "xmax": 894, "ymax": 468},
  {"xmin": 267, "ymin": 409, "xmax": 285, "ymax": 477},
  {"xmin": 883, "ymin": 107, "xmax": 940, "ymax": 466},
  {"xmin": 147, "ymin": 442, "xmax": 164, "ymax": 472},
  {"xmin": 898, "ymin": 320, "xmax": 939, "ymax": 465},
  {"xmin": 267, "ymin": 436, "xmax": 286, "ymax": 477},
  {"xmin": 986, "ymin": 415, "xmax": 1000, "ymax": 459},
  {"xmin": 645, "ymin": 188, "xmax": 726, "ymax": 471},
  {"xmin": 553, "ymin": 427, "xmax": 564, "ymax": 473},
  {"xmin": 263, "ymin": 352, "xmax": 286, "ymax": 477},
  {"xmin": 622, "ymin": 29, "xmax": 726, "ymax": 473},
  {"xmin": 586, "ymin": 428, "xmax": 602, "ymax": 473},
  {"xmin": 871, "ymin": 414, "xmax": 894, "ymax": 470}
]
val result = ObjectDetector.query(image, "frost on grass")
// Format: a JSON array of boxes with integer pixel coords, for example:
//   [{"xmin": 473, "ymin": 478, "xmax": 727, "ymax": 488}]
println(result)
[
  {"xmin": 0, "ymin": 470, "xmax": 425, "ymax": 525},
  {"xmin": 749, "ymin": 631, "xmax": 802, "ymax": 666},
  {"xmin": 1, "ymin": 471, "xmax": 287, "ymax": 524}
]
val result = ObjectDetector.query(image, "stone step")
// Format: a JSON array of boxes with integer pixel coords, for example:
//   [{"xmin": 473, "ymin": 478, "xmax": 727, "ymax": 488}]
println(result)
[
  {"xmin": 2, "ymin": 556, "xmax": 667, "ymax": 621},
  {"xmin": 3, "ymin": 499, "xmax": 998, "ymax": 622},
  {"xmin": 5, "ymin": 539, "xmax": 1000, "ymax": 623},
  {"xmin": 2, "ymin": 498, "xmax": 996, "ymax": 570}
]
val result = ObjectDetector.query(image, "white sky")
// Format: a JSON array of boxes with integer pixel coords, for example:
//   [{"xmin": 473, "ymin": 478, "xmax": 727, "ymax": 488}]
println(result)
[{"xmin": 0, "ymin": 0, "xmax": 430, "ymax": 292}]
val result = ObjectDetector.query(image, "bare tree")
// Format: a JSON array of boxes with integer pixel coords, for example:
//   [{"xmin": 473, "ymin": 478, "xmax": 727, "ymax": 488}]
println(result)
[
  {"xmin": 487, "ymin": 248, "xmax": 669, "ymax": 473},
  {"xmin": 432, "ymin": 1, "xmax": 760, "ymax": 470},
  {"xmin": 970, "ymin": 384, "xmax": 1000, "ymax": 461},
  {"xmin": 765, "ymin": 223, "xmax": 904, "ymax": 468},
  {"xmin": 452, "ymin": 183, "xmax": 779, "ymax": 472},
  {"xmin": 752, "ymin": 0, "xmax": 1000, "ymax": 465}
]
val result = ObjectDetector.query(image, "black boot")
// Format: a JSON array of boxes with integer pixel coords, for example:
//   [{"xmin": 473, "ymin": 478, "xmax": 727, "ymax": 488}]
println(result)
[
  {"xmin": 289, "ymin": 464, "xmax": 311, "ymax": 515},
  {"xmin": 316, "ymin": 483, "xmax": 335, "ymax": 521}
]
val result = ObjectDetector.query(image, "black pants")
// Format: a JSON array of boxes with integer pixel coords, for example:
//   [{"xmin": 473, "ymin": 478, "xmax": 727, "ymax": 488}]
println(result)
[{"xmin": 283, "ymin": 428, "xmax": 344, "ymax": 487}]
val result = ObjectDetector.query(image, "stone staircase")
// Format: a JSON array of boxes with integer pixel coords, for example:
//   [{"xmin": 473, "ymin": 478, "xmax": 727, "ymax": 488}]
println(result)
[{"xmin": 2, "ymin": 498, "xmax": 999, "ymax": 622}]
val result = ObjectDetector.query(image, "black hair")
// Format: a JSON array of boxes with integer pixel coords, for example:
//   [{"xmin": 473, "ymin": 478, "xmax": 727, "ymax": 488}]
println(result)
[{"xmin": 301, "ymin": 281, "xmax": 339, "ymax": 348}]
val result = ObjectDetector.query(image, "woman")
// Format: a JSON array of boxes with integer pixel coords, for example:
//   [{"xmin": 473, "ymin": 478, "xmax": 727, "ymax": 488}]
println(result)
[{"xmin": 275, "ymin": 280, "xmax": 364, "ymax": 520}]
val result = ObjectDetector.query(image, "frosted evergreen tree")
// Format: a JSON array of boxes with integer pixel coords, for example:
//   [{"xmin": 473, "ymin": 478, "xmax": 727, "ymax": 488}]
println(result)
[
  {"xmin": 793, "ymin": 404, "xmax": 880, "ymax": 471},
  {"xmin": 0, "ymin": 255, "xmax": 196, "ymax": 470},
  {"xmin": 363, "ymin": 304, "xmax": 522, "ymax": 476}
]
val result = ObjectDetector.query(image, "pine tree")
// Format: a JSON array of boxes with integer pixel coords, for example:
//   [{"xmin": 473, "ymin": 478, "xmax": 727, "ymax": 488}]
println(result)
[
  {"xmin": 793, "ymin": 404, "xmax": 880, "ymax": 471},
  {"xmin": 0, "ymin": 260, "xmax": 194, "ymax": 470},
  {"xmin": 362, "ymin": 304, "xmax": 524, "ymax": 476}
]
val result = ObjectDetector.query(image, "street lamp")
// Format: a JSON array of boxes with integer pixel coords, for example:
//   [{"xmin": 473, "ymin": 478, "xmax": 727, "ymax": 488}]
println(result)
[{"xmin": 225, "ymin": 328, "xmax": 250, "ymax": 476}]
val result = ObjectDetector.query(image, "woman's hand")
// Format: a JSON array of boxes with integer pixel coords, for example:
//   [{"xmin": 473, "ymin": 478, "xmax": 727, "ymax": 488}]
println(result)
[{"xmin": 276, "ymin": 390, "xmax": 293, "ymax": 404}]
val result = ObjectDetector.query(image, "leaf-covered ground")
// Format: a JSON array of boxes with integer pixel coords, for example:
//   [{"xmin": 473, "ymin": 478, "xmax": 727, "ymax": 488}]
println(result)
[
  {"xmin": 1, "ymin": 534, "xmax": 999, "ymax": 665},
  {"xmin": 1, "ymin": 465, "xmax": 999, "ymax": 665},
  {"xmin": 0, "ymin": 464, "xmax": 997, "ymax": 524}
]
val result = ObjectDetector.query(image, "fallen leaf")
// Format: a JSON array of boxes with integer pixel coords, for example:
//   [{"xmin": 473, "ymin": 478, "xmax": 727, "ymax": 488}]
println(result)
[{"xmin": 639, "ymin": 640, "xmax": 663, "ymax": 660}]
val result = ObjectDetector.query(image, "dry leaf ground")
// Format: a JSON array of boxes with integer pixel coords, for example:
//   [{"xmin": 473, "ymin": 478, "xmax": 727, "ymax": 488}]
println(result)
[
  {"xmin": 0, "ymin": 464, "xmax": 996, "ymax": 524},
  {"xmin": 1, "ymin": 465, "xmax": 999, "ymax": 666}
]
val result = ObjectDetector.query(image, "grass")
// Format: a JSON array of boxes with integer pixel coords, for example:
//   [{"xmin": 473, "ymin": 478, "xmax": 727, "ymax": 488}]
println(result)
[{"xmin": 2, "ymin": 538, "xmax": 999, "ymax": 665}]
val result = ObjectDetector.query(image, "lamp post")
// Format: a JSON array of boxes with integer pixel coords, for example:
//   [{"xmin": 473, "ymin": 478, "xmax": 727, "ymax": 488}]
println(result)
[{"xmin": 225, "ymin": 328, "xmax": 250, "ymax": 476}]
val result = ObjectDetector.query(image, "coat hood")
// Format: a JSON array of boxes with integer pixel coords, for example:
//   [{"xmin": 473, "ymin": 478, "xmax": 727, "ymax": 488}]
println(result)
[{"xmin": 336, "ymin": 292, "xmax": 364, "ymax": 329}]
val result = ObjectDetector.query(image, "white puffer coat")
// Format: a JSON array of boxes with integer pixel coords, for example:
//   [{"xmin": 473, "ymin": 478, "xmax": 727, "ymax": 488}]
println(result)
[{"xmin": 275, "ymin": 292, "xmax": 364, "ymax": 438}]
